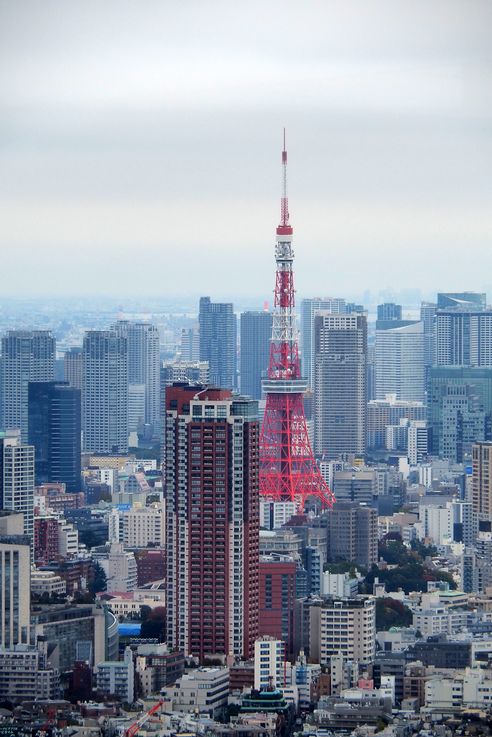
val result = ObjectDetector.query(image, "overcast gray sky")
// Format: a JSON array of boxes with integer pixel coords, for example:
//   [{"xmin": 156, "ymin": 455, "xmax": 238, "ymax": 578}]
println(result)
[{"xmin": 0, "ymin": 0, "xmax": 491, "ymax": 302}]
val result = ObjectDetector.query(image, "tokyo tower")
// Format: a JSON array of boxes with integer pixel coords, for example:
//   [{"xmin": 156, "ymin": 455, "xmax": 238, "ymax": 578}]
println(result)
[{"xmin": 259, "ymin": 132, "xmax": 335, "ymax": 511}]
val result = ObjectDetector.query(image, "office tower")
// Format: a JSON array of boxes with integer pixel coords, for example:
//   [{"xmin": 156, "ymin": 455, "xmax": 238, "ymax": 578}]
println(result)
[
  {"xmin": 83, "ymin": 330, "xmax": 128, "ymax": 454},
  {"xmin": 28, "ymin": 381, "xmax": 81, "ymax": 492},
  {"xmin": 64, "ymin": 347, "xmax": 84, "ymax": 391},
  {"xmin": 0, "ymin": 431, "xmax": 35, "ymax": 541},
  {"xmin": 240, "ymin": 311, "xmax": 273, "ymax": 400},
  {"xmin": 407, "ymin": 421, "xmax": 428, "ymax": 464},
  {"xmin": 112, "ymin": 321, "xmax": 160, "ymax": 434},
  {"xmin": 301, "ymin": 297, "xmax": 346, "ymax": 388},
  {"xmin": 328, "ymin": 501, "xmax": 378, "ymax": 570},
  {"xmin": 0, "ymin": 533, "xmax": 31, "ymax": 648},
  {"xmin": 377, "ymin": 303, "xmax": 402, "ymax": 323},
  {"xmin": 437, "ymin": 292, "xmax": 486, "ymax": 310},
  {"xmin": 165, "ymin": 384, "xmax": 259, "ymax": 661},
  {"xmin": 199, "ymin": 297, "xmax": 237, "ymax": 390},
  {"xmin": 367, "ymin": 395, "xmax": 426, "ymax": 449},
  {"xmin": 436, "ymin": 312, "xmax": 492, "ymax": 367},
  {"xmin": 427, "ymin": 367, "xmax": 492, "ymax": 462},
  {"xmin": 420, "ymin": 302, "xmax": 437, "ymax": 369},
  {"xmin": 0, "ymin": 330, "xmax": 55, "ymax": 442},
  {"xmin": 259, "ymin": 139, "xmax": 334, "ymax": 510},
  {"xmin": 472, "ymin": 441, "xmax": 492, "ymax": 521},
  {"xmin": 375, "ymin": 321, "xmax": 425, "ymax": 402},
  {"xmin": 180, "ymin": 326, "xmax": 200, "ymax": 362},
  {"xmin": 309, "ymin": 597, "xmax": 376, "ymax": 665},
  {"xmin": 314, "ymin": 312, "xmax": 367, "ymax": 458},
  {"xmin": 332, "ymin": 470, "xmax": 377, "ymax": 507}
]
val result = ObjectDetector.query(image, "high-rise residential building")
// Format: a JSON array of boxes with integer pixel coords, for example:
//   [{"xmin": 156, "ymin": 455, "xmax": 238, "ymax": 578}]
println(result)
[
  {"xmin": 376, "ymin": 303, "xmax": 402, "ymax": 323},
  {"xmin": 427, "ymin": 367, "xmax": 492, "ymax": 462},
  {"xmin": 375, "ymin": 321, "xmax": 425, "ymax": 402},
  {"xmin": 82, "ymin": 330, "xmax": 128, "ymax": 454},
  {"xmin": 64, "ymin": 347, "xmax": 84, "ymax": 391},
  {"xmin": 180, "ymin": 326, "xmax": 200, "ymax": 362},
  {"xmin": 436, "ymin": 311, "xmax": 492, "ymax": 367},
  {"xmin": 0, "ymin": 431, "xmax": 35, "ymax": 542},
  {"xmin": 199, "ymin": 298, "xmax": 237, "ymax": 390},
  {"xmin": 309, "ymin": 597, "xmax": 376, "ymax": 665},
  {"xmin": 472, "ymin": 441, "xmax": 492, "ymax": 521},
  {"xmin": 240, "ymin": 311, "xmax": 273, "ymax": 400},
  {"xmin": 0, "ymin": 330, "xmax": 55, "ymax": 442},
  {"xmin": 367, "ymin": 395, "xmax": 426, "ymax": 449},
  {"xmin": 112, "ymin": 321, "xmax": 160, "ymax": 434},
  {"xmin": 420, "ymin": 302, "xmax": 437, "ymax": 369},
  {"xmin": 301, "ymin": 298, "xmax": 346, "ymax": 388},
  {"xmin": 28, "ymin": 381, "xmax": 81, "ymax": 492},
  {"xmin": 165, "ymin": 384, "xmax": 259, "ymax": 662},
  {"xmin": 314, "ymin": 312, "xmax": 367, "ymax": 458},
  {"xmin": 327, "ymin": 501, "xmax": 378, "ymax": 568}
]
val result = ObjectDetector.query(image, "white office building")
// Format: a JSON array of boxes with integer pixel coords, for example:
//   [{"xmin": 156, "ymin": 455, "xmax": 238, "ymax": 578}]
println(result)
[{"xmin": 375, "ymin": 321, "xmax": 425, "ymax": 402}]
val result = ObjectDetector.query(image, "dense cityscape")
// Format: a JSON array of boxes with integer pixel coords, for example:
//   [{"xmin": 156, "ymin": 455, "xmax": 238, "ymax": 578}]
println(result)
[
  {"xmin": 2, "ymin": 130, "xmax": 492, "ymax": 737},
  {"xmin": 1, "ymin": 3, "xmax": 491, "ymax": 737}
]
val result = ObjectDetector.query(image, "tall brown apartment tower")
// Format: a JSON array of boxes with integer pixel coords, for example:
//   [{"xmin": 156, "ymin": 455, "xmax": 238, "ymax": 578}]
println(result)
[
  {"xmin": 165, "ymin": 384, "xmax": 259, "ymax": 662},
  {"xmin": 472, "ymin": 441, "xmax": 492, "ymax": 520}
]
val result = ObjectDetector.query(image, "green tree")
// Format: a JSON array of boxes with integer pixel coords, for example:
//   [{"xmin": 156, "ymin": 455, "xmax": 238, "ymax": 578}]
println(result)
[
  {"xmin": 89, "ymin": 561, "xmax": 107, "ymax": 597},
  {"xmin": 376, "ymin": 597, "xmax": 413, "ymax": 630}
]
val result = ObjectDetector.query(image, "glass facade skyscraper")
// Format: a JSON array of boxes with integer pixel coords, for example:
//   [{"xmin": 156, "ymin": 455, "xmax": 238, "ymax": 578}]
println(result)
[{"xmin": 28, "ymin": 381, "xmax": 82, "ymax": 492}]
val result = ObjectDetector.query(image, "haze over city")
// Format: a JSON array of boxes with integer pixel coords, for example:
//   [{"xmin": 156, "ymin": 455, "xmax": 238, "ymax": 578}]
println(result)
[{"xmin": 1, "ymin": 0, "xmax": 491, "ymax": 299}]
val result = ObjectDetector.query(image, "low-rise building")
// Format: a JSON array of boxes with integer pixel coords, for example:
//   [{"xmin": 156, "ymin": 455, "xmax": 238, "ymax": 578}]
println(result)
[
  {"xmin": 31, "ymin": 569, "xmax": 67, "ymax": 597},
  {"xmin": 96, "ymin": 646, "xmax": 134, "ymax": 703},
  {"xmin": 161, "ymin": 667, "xmax": 230, "ymax": 718},
  {"xmin": 0, "ymin": 643, "xmax": 60, "ymax": 704}
]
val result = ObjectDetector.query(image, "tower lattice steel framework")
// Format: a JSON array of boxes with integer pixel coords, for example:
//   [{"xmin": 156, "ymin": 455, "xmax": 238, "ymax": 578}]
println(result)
[{"xmin": 259, "ymin": 133, "xmax": 336, "ymax": 511}]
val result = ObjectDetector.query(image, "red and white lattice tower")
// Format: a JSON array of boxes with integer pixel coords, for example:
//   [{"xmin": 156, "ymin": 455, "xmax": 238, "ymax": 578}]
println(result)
[{"xmin": 259, "ymin": 132, "xmax": 335, "ymax": 511}]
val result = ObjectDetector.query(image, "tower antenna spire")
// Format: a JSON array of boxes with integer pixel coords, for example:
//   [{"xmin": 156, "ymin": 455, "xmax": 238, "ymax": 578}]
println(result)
[
  {"xmin": 259, "ymin": 133, "xmax": 335, "ymax": 511},
  {"xmin": 280, "ymin": 128, "xmax": 289, "ymax": 229}
]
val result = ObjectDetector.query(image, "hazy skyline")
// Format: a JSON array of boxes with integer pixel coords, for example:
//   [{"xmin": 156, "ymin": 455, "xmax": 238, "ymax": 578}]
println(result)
[{"xmin": 1, "ymin": 1, "xmax": 491, "ymax": 299}]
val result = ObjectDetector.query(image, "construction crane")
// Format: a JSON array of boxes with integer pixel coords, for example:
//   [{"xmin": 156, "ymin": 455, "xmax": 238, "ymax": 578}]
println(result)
[{"xmin": 124, "ymin": 699, "xmax": 164, "ymax": 737}]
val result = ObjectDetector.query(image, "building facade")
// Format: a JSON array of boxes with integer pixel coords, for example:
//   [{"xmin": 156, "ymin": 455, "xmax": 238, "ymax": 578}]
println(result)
[
  {"xmin": 427, "ymin": 367, "xmax": 492, "ymax": 462},
  {"xmin": 83, "ymin": 330, "xmax": 128, "ymax": 454},
  {"xmin": 240, "ymin": 311, "xmax": 273, "ymax": 400},
  {"xmin": 314, "ymin": 312, "xmax": 367, "ymax": 458},
  {"xmin": 199, "ymin": 297, "xmax": 237, "ymax": 390},
  {"xmin": 309, "ymin": 597, "xmax": 376, "ymax": 665},
  {"xmin": 165, "ymin": 384, "xmax": 259, "ymax": 661},
  {"xmin": 327, "ymin": 501, "xmax": 378, "ymax": 569},
  {"xmin": 28, "ymin": 381, "xmax": 81, "ymax": 492},
  {"xmin": 300, "ymin": 298, "xmax": 346, "ymax": 389},
  {"xmin": 0, "ymin": 431, "xmax": 35, "ymax": 541},
  {"xmin": 112, "ymin": 321, "xmax": 160, "ymax": 435},
  {"xmin": 0, "ymin": 534, "xmax": 31, "ymax": 648},
  {"xmin": 0, "ymin": 330, "xmax": 55, "ymax": 442},
  {"xmin": 375, "ymin": 321, "xmax": 425, "ymax": 402}
]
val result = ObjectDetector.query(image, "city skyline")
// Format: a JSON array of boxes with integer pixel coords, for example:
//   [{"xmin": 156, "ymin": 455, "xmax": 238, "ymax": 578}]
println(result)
[{"xmin": 1, "ymin": 1, "xmax": 491, "ymax": 297}]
